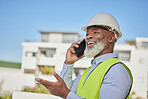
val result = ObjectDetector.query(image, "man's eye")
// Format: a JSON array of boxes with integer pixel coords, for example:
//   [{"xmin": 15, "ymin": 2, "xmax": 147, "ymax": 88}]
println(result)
[{"xmin": 94, "ymin": 32, "xmax": 100, "ymax": 34}]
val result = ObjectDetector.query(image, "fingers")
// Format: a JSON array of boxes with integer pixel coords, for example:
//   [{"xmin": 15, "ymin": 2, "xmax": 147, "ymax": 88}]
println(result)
[
  {"xmin": 35, "ymin": 78, "xmax": 54, "ymax": 86},
  {"xmin": 67, "ymin": 38, "xmax": 85, "ymax": 54},
  {"xmin": 53, "ymin": 72, "xmax": 63, "ymax": 82},
  {"xmin": 68, "ymin": 41, "xmax": 81, "ymax": 54},
  {"xmin": 69, "ymin": 45, "xmax": 78, "ymax": 54}
]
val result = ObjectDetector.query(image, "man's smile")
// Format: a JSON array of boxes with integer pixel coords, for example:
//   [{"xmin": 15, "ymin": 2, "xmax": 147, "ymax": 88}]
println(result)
[{"xmin": 87, "ymin": 41, "xmax": 96, "ymax": 47}]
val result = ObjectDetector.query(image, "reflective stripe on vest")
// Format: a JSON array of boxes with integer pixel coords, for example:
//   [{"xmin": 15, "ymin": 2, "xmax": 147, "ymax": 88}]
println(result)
[{"xmin": 76, "ymin": 58, "xmax": 133, "ymax": 99}]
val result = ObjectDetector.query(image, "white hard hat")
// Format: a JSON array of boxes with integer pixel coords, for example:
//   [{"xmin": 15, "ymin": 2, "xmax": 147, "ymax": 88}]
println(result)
[{"xmin": 81, "ymin": 12, "xmax": 122, "ymax": 40}]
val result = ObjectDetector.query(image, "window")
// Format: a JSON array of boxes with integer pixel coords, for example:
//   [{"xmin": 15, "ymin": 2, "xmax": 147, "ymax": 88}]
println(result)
[
  {"xmin": 24, "ymin": 69, "xmax": 35, "ymax": 74},
  {"xmin": 63, "ymin": 33, "xmax": 78, "ymax": 43},
  {"xmin": 40, "ymin": 48, "xmax": 56, "ymax": 58},
  {"xmin": 32, "ymin": 52, "xmax": 37, "ymax": 57},
  {"xmin": 46, "ymin": 49, "xmax": 55, "ymax": 57},
  {"xmin": 115, "ymin": 50, "xmax": 131, "ymax": 61},
  {"xmin": 25, "ymin": 52, "xmax": 37, "ymax": 57},
  {"xmin": 74, "ymin": 68, "xmax": 86, "ymax": 77},
  {"xmin": 142, "ymin": 42, "xmax": 148, "ymax": 48},
  {"xmin": 40, "ymin": 33, "xmax": 49, "ymax": 42}
]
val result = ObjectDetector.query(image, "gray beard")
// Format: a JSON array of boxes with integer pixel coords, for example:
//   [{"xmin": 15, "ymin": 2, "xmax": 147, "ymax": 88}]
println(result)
[{"xmin": 84, "ymin": 40, "xmax": 106, "ymax": 58}]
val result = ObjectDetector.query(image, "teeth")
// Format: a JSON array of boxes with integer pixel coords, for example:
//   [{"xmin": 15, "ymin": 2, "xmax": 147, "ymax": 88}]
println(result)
[{"xmin": 88, "ymin": 42, "xmax": 95, "ymax": 45}]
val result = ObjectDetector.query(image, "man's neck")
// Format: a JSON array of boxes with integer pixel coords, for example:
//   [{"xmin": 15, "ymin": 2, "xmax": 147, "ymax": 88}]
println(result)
[{"xmin": 94, "ymin": 50, "xmax": 113, "ymax": 59}]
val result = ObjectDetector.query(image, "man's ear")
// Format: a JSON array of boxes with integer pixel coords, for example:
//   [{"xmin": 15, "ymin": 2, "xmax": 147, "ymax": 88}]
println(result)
[{"xmin": 108, "ymin": 33, "xmax": 116, "ymax": 43}]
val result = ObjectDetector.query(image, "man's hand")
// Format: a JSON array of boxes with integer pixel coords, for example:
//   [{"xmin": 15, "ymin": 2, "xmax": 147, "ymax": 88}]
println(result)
[
  {"xmin": 35, "ymin": 72, "xmax": 71, "ymax": 99},
  {"xmin": 65, "ymin": 39, "xmax": 85, "ymax": 64}
]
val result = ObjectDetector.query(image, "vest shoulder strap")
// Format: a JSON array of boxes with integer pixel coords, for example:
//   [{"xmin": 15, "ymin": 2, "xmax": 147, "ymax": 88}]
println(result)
[{"xmin": 77, "ymin": 66, "xmax": 92, "ymax": 92}]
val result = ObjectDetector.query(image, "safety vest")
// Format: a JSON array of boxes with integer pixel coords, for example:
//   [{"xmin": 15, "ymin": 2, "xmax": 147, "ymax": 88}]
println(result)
[{"xmin": 76, "ymin": 58, "xmax": 133, "ymax": 99}]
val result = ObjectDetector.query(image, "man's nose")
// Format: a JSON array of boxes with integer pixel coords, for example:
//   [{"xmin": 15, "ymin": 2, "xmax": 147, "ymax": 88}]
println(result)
[{"xmin": 86, "ymin": 33, "xmax": 93, "ymax": 40}]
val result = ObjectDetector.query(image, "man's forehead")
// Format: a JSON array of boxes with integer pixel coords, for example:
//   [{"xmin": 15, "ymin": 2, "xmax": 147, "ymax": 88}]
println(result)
[{"xmin": 87, "ymin": 27, "xmax": 102, "ymax": 31}]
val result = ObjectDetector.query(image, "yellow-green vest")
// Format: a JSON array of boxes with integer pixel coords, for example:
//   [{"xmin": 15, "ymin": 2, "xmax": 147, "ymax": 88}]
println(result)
[{"xmin": 76, "ymin": 58, "xmax": 133, "ymax": 99}]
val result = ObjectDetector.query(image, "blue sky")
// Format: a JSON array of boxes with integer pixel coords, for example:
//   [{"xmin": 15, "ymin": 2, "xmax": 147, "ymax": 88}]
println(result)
[{"xmin": 0, "ymin": 0, "xmax": 148, "ymax": 62}]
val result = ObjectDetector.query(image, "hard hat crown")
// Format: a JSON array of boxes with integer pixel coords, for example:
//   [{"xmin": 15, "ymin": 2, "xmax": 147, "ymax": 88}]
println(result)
[{"xmin": 81, "ymin": 13, "xmax": 122, "ymax": 40}]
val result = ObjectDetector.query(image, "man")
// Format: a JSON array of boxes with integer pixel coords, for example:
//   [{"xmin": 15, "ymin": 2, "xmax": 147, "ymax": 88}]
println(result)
[{"xmin": 36, "ymin": 13, "xmax": 133, "ymax": 99}]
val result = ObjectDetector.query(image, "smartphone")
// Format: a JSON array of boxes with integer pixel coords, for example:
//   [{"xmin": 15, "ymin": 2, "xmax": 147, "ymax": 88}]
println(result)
[{"xmin": 74, "ymin": 39, "xmax": 86, "ymax": 58}]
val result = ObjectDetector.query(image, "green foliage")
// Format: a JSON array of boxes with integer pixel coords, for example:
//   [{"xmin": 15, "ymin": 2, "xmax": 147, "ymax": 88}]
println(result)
[
  {"xmin": 0, "ymin": 84, "xmax": 50, "ymax": 99},
  {"xmin": 0, "ymin": 60, "xmax": 21, "ymax": 69},
  {"xmin": 0, "ymin": 94, "xmax": 12, "ymax": 99},
  {"xmin": 39, "ymin": 66, "xmax": 54, "ymax": 75},
  {"xmin": 22, "ymin": 83, "xmax": 50, "ymax": 94},
  {"xmin": 125, "ymin": 40, "xmax": 136, "ymax": 45}
]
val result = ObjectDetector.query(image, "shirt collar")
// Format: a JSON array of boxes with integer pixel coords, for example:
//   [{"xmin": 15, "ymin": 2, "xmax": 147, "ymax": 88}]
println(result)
[{"xmin": 91, "ymin": 53, "xmax": 118, "ymax": 66}]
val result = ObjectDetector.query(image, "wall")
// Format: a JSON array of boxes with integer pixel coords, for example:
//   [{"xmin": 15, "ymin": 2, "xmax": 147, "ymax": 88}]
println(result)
[
  {"xmin": 0, "ymin": 68, "xmax": 35, "ymax": 92},
  {"xmin": 12, "ymin": 92, "xmax": 61, "ymax": 99}
]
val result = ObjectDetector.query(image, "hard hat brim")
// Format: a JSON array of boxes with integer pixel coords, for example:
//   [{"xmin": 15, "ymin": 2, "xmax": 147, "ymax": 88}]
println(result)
[{"xmin": 81, "ymin": 24, "xmax": 122, "ymax": 40}]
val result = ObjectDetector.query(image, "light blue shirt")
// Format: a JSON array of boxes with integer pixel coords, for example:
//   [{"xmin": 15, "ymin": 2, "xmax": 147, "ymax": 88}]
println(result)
[{"xmin": 60, "ymin": 53, "xmax": 131, "ymax": 99}]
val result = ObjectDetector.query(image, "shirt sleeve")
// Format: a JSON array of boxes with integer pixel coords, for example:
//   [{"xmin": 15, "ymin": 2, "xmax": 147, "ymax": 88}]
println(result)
[
  {"xmin": 99, "ymin": 63, "xmax": 131, "ymax": 99},
  {"xmin": 60, "ymin": 63, "xmax": 84, "ymax": 99},
  {"xmin": 60, "ymin": 63, "xmax": 74, "ymax": 89},
  {"xmin": 67, "ymin": 91, "xmax": 86, "ymax": 99}
]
